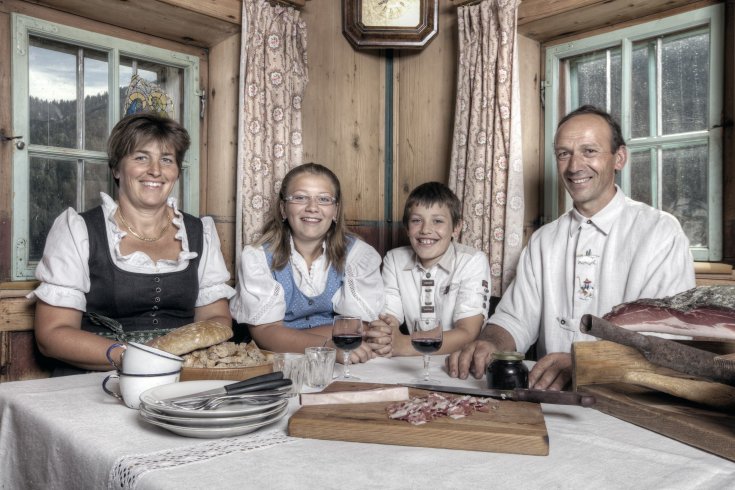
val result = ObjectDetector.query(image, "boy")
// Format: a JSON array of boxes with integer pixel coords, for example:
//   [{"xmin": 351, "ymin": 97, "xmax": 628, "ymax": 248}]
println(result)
[{"xmin": 372, "ymin": 182, "xmax": 491, "ymax": 356}]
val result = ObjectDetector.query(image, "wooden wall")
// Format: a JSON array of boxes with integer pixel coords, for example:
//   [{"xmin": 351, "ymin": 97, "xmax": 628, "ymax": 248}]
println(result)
[{"xmin": 299, "ymin": 1, "xmax": 542, "ymax": 256}]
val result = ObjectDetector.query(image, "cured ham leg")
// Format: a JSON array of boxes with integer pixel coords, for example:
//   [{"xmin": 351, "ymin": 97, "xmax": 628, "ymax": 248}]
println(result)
[{"xmin": 602, "ymin": 286, "xmax": 735, "ymax": 340}]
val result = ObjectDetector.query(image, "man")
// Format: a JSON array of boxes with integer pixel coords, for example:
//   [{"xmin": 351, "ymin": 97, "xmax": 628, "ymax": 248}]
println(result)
[{"xmin": 447, "ymin": 105, "xmax": 695, "ymax": 389}]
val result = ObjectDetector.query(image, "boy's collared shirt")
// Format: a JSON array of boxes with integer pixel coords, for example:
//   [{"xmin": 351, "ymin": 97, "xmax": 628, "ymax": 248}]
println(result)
[{"xmin": 382, "ymin": 241, "xmax": 491, "ymax": 331}]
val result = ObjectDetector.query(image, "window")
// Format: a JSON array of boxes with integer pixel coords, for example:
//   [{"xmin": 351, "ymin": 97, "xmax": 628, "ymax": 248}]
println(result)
[
  {"xmin": 11, "ymin": 14, "xmax": 201, "ymax": 279},
  {"xmin": 543, "ymin": 5, "xmax": 723, "ymax": 261}
]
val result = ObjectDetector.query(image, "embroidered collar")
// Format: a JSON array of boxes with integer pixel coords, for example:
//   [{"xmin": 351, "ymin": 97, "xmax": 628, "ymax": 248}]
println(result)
[{"xmin": 568, "ymin": 185, "xmax": 626, "ymax": 237}]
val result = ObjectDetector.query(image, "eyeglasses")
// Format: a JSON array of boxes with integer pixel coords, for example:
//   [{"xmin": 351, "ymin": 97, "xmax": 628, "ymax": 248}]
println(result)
[{"xmin": 283, "ymin": 194, "xmax": 338, "ymax": 206}]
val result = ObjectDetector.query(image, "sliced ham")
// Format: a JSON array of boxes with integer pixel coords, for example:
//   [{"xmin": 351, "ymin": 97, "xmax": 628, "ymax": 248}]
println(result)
[
  {"xmin": 386, "ymin": 393, "xmax": 496, "ymax": 425},
  {"xmin": 603, "ymin": 286, "xmax": 735, "ymax": 340}
]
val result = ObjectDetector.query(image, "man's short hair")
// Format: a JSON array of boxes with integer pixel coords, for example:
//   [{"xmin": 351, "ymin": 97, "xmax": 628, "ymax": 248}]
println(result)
[
  {"xmin": 402, "ymin": 182, "xmax": 462, "ymax": 228},
  {"xmin": 556, "ymin": 105, "xmax": 626, "ymax": 152}
]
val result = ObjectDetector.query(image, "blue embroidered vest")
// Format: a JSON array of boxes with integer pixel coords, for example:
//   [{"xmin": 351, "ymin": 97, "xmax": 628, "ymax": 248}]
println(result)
[{"xmin": 266, "ymin": 238, "xmax": 354, "ymax": 329}]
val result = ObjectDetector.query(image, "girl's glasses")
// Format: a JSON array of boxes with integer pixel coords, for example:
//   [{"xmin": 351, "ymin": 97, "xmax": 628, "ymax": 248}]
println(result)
[{"xmin": 283, "ymin": 194, "xmax": 338, "ymax": 206}]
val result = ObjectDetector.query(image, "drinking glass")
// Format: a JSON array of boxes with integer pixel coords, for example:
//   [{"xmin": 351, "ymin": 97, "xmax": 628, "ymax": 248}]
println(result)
[
  {"xmin": 332, "ymin": 315, "xmax": 364, "ymax": 380},
  {"xmin": 411, "ymin": 318, "xmax": 443, "ymax": 383}
]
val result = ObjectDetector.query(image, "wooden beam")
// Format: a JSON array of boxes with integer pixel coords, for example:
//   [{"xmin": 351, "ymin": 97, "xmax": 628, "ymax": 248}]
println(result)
[
  {"xmin": 12, "ymin": 0, "xmax": 240, "ymax": 48},
  {"xmin": 520, "ymin": 0, "xmax": 718, "ymax": 43},
  {"xmin": 156, "ymin": 0, "xmax": 241, "ymax": 23}
]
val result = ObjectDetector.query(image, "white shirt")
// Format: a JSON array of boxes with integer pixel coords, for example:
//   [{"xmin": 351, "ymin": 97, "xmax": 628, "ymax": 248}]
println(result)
[
  {"xmin": 30, "ymin": 193, "xmax": 236, "ymax": 310},
  {"xmin": 382, "ymin": 242, "xmax": 491, "ymax": 331},
  {"xmin": 490, "ymin": 187, "xmax": 696, "ymax": 357},
  {"xmin": 230, "ymin": 237, "xmax": 384, "ymax": 325}
]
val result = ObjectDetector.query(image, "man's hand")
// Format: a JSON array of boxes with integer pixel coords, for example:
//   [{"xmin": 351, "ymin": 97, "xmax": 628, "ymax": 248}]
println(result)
[
  {"xmin": 528, "ymin": 352, "xmax": 572, "ymax": 390},
  {"xmin": 446, "ymin": 323, "xmax": 516, "ymax": 379},
  {"xmin": 446, "ymin": 340, "xmax": 495, "ymax": 379}
]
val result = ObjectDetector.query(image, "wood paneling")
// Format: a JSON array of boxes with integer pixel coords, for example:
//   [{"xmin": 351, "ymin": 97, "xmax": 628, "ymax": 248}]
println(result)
[
  {"xmin": 517, "ymin": 34, "xmax": 542, "ymax": 244},
  {"xmin": 393, "ymin": 1, "xmax": 457, "ymax": 220},
  {"xmin": 301, "ymin": 0, "xmax": 383, "ymax": 222},
  {"xmin": 0, "ymin": 285, "xmax": 35, "ymax": 332},
  {"xmin": 206, "ymin": 33, "xmax": 241, "ymax": 279}
]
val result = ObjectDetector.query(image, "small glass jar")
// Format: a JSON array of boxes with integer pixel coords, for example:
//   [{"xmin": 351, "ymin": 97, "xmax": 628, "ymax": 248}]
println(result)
[{"xmin": 486, "ymin": 351, "xmax": 528, "ymax": 390}]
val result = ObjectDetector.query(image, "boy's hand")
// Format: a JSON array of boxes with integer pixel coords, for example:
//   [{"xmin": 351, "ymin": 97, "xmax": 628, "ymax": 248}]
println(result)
[{"xmin": 367, "ymin": 314, "xmax": 397, "ymax": 357}]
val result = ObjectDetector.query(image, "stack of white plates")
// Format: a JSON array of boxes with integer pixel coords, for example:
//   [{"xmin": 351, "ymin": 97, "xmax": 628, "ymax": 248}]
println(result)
[{"xmin": 138, "ymin": 380, "xmax": 290, "ymax": 438}]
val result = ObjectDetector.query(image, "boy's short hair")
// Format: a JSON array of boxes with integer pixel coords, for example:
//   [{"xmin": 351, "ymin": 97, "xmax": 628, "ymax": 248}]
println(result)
[{"xmin": 402, "ymin": 182, "xmax": 462, "ymax": 228}]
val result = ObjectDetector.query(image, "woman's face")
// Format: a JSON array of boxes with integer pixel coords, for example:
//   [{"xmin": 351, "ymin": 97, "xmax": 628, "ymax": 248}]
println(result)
[
  {"xmin": 281, "ymin": 173, "xmax": 339, "ymax": 247},
  {"xmin": 114, "ymin": 139, "xmax": 179, "ymax": 211}
]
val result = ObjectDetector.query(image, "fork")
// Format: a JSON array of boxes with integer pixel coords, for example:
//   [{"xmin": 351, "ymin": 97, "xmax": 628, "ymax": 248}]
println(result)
[
  {"xmin": 169, "ymin": 391, "xmax": 293, "ymax": 410},
  {"xmin": 88, "ymin": 312, "xmax": 128, "ymax": 342}
]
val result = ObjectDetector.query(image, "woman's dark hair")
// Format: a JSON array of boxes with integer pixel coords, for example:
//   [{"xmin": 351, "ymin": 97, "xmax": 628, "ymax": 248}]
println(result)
[
  {"xmin": 402, "ymin": 182, "xmax": 462, "ymax": 228},
  {"xmin": 256, "ymin": 163, "xmax": 352, "ymax": 273},
  {"xmin": 107, "ymin": 112, "xmax": 190, "ymax": 186}
]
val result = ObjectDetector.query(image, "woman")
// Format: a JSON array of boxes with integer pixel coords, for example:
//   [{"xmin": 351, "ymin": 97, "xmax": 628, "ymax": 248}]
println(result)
[
  {"xmin": 31, "ymin": 113, "xmax": 235, "ymax": 372},
  {"xmin": 230, "ymin": 163, "xmax": 388, "ymax": 362}
]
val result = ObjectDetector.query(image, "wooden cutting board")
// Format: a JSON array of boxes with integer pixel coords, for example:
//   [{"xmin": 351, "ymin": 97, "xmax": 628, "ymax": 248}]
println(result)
[
  {"xmin": 573, "ymin": 340, "xmax": 735, "ymax": 462},
  {"xmin": 287, "ymin": 382, "xmax": 549, "ymax": 455},
  {"xmin": 578, "ymin": 383, "xmax": 735, "ymax": 462}
]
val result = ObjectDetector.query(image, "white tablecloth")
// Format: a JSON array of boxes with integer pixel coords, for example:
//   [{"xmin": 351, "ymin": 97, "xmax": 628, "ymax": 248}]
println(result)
[{"xmin": 1, "ymin": 356, "xmax": 732, "ymax": 489}]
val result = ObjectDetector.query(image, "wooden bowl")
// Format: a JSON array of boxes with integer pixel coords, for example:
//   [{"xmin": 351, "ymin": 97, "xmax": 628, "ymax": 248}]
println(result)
[{"xmin": 179, "ymin": 352, "xmax": 275, "ymax": 382}]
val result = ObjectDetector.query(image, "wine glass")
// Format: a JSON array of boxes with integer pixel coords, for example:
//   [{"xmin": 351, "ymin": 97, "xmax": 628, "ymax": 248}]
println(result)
[
  {"xmin": 332, "ymin": 315, "xmax": 364, "ymax": 380},
  {"xmin": 411, "ymin": 318, "xmax": 443, "ymax": 383}
]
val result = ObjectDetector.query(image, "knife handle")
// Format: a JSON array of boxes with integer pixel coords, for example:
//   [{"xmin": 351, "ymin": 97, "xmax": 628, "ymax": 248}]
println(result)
[
  {"xmin": 225, "ymin": 378, "xmax": 292, "ymax": 395},
  {"xmin": 512, "ymin": 388, "xmax": 596, "ymax": 407},
  {"xmin": 222, "ymin": 371, "xmax": 284, "ymax": 394}
]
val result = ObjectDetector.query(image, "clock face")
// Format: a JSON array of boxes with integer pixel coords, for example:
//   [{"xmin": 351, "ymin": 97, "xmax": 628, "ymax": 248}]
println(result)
[{"xmin": 361, "ymin": 0, "xmax": 421, "ymax": 28}]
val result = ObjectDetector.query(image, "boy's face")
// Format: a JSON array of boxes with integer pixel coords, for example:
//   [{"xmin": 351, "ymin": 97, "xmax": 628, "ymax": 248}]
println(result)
[{"xmin": 406, "ymin": 203, "xmax": 460, "ymax": 268}]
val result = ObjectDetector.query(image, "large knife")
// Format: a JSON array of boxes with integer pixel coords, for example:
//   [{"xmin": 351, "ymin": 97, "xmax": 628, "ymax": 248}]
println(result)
[
  {"xmin": 402, "ymin": 383, "xmax": 596, "ymax": 407},
  {"xmin": 161, "ymin": 371, "xmax": 290, "ymax": 404}
]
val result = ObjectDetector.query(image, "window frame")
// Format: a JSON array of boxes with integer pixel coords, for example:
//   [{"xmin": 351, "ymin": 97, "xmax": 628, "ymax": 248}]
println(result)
[
  {"xmin": 543, "ymin": 5, "xmax": 724, "ymax": 262},
  {"xmin": 10, "ymin": 13, "xmax": 202, "ymax": 279}
]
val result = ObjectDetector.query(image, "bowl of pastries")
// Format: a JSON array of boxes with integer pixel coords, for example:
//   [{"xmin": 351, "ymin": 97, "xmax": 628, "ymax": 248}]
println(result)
[{"xmin": 146, "ymin": 321, "xmax": 274, "ymax": 381}]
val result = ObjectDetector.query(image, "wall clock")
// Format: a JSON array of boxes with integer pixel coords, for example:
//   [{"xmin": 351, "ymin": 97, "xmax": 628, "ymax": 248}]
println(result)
[{"xmin": 342, "ymin": 0, "xmax": 438, "ymax": 50}]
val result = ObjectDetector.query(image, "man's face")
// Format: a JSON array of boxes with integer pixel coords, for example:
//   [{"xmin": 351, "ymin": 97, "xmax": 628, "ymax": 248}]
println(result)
[{"xmin": 554, "ymin": 114, "xmax": 627, "ymax": 217}]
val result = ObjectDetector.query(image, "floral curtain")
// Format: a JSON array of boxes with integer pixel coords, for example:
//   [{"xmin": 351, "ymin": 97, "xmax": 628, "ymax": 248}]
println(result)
[
  {"xmin": 449, "ymin": 0, "xmax": 523, "ymax": 297},
  {"xmin": 237, "ymin": 0, "xmax": 309, "ymax": 253}
]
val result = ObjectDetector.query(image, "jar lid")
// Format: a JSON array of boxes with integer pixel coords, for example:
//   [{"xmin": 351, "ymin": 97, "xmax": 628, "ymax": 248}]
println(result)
[{"xmin": 492, "ymin": 351, "xmax": 524, "ymax": 361}]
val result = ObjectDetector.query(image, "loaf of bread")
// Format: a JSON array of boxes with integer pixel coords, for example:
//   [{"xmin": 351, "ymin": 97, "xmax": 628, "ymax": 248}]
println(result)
[{"xmin": 147, "ymin": 320, "xmax": 233, "ymax": 356}]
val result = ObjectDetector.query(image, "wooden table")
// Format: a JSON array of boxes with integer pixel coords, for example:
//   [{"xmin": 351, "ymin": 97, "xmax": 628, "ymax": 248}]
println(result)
[{"xmin": 1, "ymin": 356, "xmax": 732, "ymax": 489}]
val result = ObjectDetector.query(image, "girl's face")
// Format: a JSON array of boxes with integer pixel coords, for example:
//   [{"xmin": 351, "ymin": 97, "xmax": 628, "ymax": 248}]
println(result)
[
  {"xmin": 114, "ymin": 139, "xmax": 179, "ymax": 211},
  {"xmin": 406, "ymin": 203, "xmax": 460, "ymax": 268},
  {"xmin": 281, "ymin": 173, "xmax": 339, "ymax": 247}
]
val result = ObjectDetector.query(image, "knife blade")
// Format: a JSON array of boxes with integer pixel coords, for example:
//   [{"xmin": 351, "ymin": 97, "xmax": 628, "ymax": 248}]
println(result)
[
  {"xmin": 402, "ymin": 383, "xmax": 596, "ymax": 407},
  {"xmin": 161, "ymin": 371, "xmax": 289, "ymax": 404}
]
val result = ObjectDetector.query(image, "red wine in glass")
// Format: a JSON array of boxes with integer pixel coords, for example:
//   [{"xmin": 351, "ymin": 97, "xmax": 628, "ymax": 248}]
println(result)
[
  {"xmin": 411, "ymin": 319, "xmax": 443, "ymax": 382},
  {"xmin": 410, "ymin": 338, "xmax": 443, "ymax": 354},
  {"xmin": 332, "ymin": 315, "xmax": 363, "ymax": 379}
]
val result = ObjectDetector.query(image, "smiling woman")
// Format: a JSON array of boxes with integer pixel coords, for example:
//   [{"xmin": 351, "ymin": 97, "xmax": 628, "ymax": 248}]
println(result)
[{"xmin": 29, "ymin": 113, "xmax": 235, "ymax": 375}]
